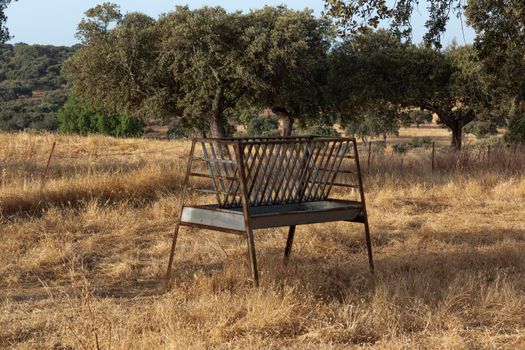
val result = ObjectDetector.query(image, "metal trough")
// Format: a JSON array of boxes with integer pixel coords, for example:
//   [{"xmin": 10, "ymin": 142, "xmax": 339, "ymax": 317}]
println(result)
[{"xmin": 166, "ymin": 136, "xmax": 374, "ymax": 287}]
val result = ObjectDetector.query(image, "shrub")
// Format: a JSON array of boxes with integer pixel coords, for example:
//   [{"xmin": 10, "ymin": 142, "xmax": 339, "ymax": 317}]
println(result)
[
  {"xmin": 393, "ymin": 143, "xmax": 408, "ymax": 153},
  {"xmin": 246, "ymin": 115, "xmax": 280, "ymax": 136},
  {"xmin": 465, "ymin": 120, "xmax": 498, "ymax": 139},
  {"xmin": 58, "ymin": 96, "xmax": 144, "ymax": 137},
  {"xmin": 302, "ymin": 124, "xmax": 340, "ymax": 137},
  {"xmin": 504, "ymin": 102, "xmax": 525, "ymax": 144},
  {"xmin": 410, "ymin": 136, "xmax": 432, "ymax": 148},
  {"xmin": 408, "ymin": 110, "xmax": 433, "ymax": 128},
  {"xmin": 167, "ymin": 118, "xmax": 193, "ymax": 139}
]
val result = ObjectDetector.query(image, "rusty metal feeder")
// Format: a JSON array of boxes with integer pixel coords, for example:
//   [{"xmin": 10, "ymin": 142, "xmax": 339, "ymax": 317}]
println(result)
[{"xmin": 166, "ymin": 136, "xmax": 374, "ymax": 287}]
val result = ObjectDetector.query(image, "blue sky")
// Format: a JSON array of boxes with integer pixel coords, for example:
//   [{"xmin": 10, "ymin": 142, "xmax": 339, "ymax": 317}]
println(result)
[{"xmin": 6, "ymin": 0, "xmax": 475, "ymax": 46}]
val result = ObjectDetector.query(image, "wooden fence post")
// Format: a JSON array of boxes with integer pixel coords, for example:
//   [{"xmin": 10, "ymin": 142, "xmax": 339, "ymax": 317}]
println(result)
[
  {"xmin": 487, "ymin": 144, "xmax": 491, "ymax": 167},
  {"xmin": 41, "ymin": 141, "xmax": 56, "ymax": 188},
  {"xmin": 431, "ymin": 141, "xmax": 435, "ymax": 172},
  {"xmin": 367, "ymin": 141, "xmax": 372, "ymax": 174}
]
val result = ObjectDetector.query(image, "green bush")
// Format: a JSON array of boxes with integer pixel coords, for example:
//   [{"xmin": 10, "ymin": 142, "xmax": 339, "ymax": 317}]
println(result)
[
  {"xmin": 58, "ymin": 96, "xmax": 144, "ymax": 137},
  {"xmin": 392, "ymin": 143, "xmax": 408, "ymax": 153},
  {"xmin": 167, "ymin": 118, "xmax": 193, "ymax": 139},
  {"xmin": 504, "ymin": 102, "xmax": 525, "ymax": 144},
  {"xmin": 408, "ymin": 110, "xmax": 433, "ymax": 128},
  {"xmin": 0, "ymin": 90, "xmax": 66, "ymax": 131},
  {"xmin": 464, "ymin": 120, "xmax": 498, "ymax": 139},
  {"xmin": 302, "ymin": 124, "xmax": 340, "ymax": 137},
  {"xmin": 409, "ymin": 136, "xmax": 432, "ymax": 148},
  {"xmin": 246, "ymin": 115, "xmax": 280, "ymax": 136}
]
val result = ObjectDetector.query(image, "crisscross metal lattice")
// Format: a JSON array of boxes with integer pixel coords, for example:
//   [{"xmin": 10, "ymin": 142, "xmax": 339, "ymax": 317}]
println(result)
[{"xmin": 191, "ymin": 136, "xmax": 358, "ymax": 208}]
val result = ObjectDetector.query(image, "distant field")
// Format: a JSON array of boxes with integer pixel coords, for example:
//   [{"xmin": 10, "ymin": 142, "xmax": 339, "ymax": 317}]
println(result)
[{"xmin": 1, "ymin": 130, "xmax": 524, "ymax": 349}]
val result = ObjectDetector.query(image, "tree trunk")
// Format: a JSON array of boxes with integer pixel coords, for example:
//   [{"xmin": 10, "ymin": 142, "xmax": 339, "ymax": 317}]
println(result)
[
  {"xmin": 434, "ymin": 108, "xmax": 475, "ymax": 152},
  {"xmin": 280, "ymin": 114, "xmax": 294, "ymax": 137},
  {"xmin": 451, "ymin": 124, "xmax": 462, "ymax": 151},
  {"xmin": 271, "ymin": 106, "xmax": 294, "ymax": 137},
  {"xmin": 210, "ymin": 84, "xmax": 226, "ymax": 138}
]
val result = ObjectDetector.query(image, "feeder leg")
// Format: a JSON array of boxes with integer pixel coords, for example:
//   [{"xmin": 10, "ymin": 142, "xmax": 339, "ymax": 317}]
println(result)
[
  {"xmin": 245, "ymin": 228, "xmax": 259, "ymax": 287},
  {"xmin": 165, "ymin": 222, "xmax": 181, "ymax": 287},
  {"xmin": 284, "ymin": 225, "xmax": 296, "ymax": 264},
  {"xmin": 363, "ymin": 217, "xmax": 374, "ymax": 274}
]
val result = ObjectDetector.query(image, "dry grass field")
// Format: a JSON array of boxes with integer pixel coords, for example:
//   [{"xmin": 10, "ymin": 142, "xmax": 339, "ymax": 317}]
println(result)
[{"xmin": 1, "ymin": 131, "xmax": 525, "ymax": 349}]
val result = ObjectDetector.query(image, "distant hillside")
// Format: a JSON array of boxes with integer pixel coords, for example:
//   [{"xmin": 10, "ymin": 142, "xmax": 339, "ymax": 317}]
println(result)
[{"xmin": 0, "ymin": 43, "xmax": 75, "ymax": 131}]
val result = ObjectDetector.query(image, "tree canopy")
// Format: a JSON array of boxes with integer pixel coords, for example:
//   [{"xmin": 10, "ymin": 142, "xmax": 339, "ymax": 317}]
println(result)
[
  {"xmin": 66, "ymin": 3, "xmax": 332, "ymax": 138},
  {"xmin": 0, "ymin": 0, "xmax": 15, "ymax": 43},
  {"xmin": 324, "ymin": 0, "xmax": 467, "ymax": 48},
  {"xmin": 3, "ymin": 2, "xmax": 524, "ymax": 145}
]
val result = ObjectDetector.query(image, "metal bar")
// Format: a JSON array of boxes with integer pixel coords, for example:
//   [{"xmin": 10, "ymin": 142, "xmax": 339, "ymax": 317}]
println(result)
[
  {"xmin": 255, "ymin": 143, "xmax": 278, "ymax": 205},
  {"xmin": 192, "ymin": 157, "xmax": 237, "ymax": 164},
  {"xmin": 189, "ymin": 172, "xmax": 238, "ymax": 182},
  {"xmin": 283, "ymin": 225, "xmax": 296, "ymax": 264},
  {"xmin": 273, "ymin": 143, "xmax": 300, "ymax": 203},
  {"xmin": 256, "ymin": 143, "xmax": 281, "ymax": 206},
  {"xmin": 303, "ymin": 141, "xmax": 327, "ymax": 201},
  {"xmin": 247, "ymin": 143, "xmax": 270, "ymax": 204},
  {"xmin": 311, "ymin": 141, "xmax": 337, "ymax": 200},
  {"xmin": 222, "ymin": 144, "xmax": 240, "ymax": 207},
  {"xmin": 201, "ymin": 142, "xmax": 223, "ymax": 206},
  {"xmin": 352, "ymin": 138, "xmax": 374, "ymax": 274},
  {"xmin": 307, "ymin": 181, "xmax": 359, "ymax": 189},
  {"xmin": 209, "ymin": 142, "xmax": 229, "ymax": 206},
  {"xmin": 216, "ymin": 143, "xmax": 234, "ymax": 207},
  {"xmin": 244, "ymin": 143, "xmax": 259, "ymax": 204},
  {"xmin": 235, "ymin": 143, "xmax": 259, "ymax": 287},
  {"xmin": 297, "ymin": 139, "xmax": 314, "ymax": 202},
  {"xmin": 324, "ymin": 141, "xmax": 351, "ymax": 198},
  {"xmin": 179, "ymin": 222, "xmax": 244, "ymax": 235},
  {"xmin": 189, "ymin": 187, "xmax": 240, "ymax": 196},
  {"xmin": 265, "ymin": 144, "xmax": 286, "ymax": 204},
  {"xmin": 317, "ymin": 141, "xmax": 345, "ymax": 200},
  {"xmin": 280, "ymin": 142, "xmax": 307, "ymax": 203},
  {"xmin": 166, "ymin": 139, "xmax": 197, "ymax": 287}
]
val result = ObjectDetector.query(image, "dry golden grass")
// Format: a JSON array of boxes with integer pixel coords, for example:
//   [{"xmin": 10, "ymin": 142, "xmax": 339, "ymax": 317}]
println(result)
[{"xmin": 1, "ymin": 131, "xmax": 525, "ymax": 349}]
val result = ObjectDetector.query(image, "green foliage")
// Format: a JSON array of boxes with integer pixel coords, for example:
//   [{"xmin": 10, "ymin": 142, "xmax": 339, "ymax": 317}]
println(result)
[
  {"xmin": 0, "ymin": 43, "xmax": 74, "ymax": 131},
  {"xmin": 466, "ymin": 0, "xmax": 525, "ymax": 103},
  {"xmin": 392, "ymin": 143, "xmax": 407, "ymax": 154},
  {"xmin": 344, "ymin": 101, "xmax": 401, "ymax": 141},
  {"xmin": 408, "ymin": 110, "xmax": 433, "ymax": 127},
  {"xmin": 0, "ymin": 43, "xmax": 75, "ymax": 91},
  {"xmin": 242, "ymin": 7, "xmax": 333, "ymax": 132},
  {"xmin": 0, "ymin": 0, "xmax": 16, "ymax": 43},
  {"xmin": 410, "ymin": 136, "xmax": 432, "ymax": 148},
  {"xmin": 58, "ymin": 95, "xmax": 144, "ymax": 137},
  {"xmin": 167, "ymin": 118, "xmax": 193, "ymax": 140},
  {"xmin": 464, "ymin": 120, "xmax": 498, "ymax": 139},
  {"xmin": 0, "ymin": 90, "xmax": 66, "ymax": 131},
  {"xmin": 246, "ymin": 115, "xmax": 280, "ymax": 136},
  {"xmin": 66, "ymin": 4, "xmax": 332, "ymax": 138},
  {"xmin": 65, "ymin": 4, "xmax": 166, "ymax": 123},
  {"xmin": 302, "ymin": 124, "xmax": 340, "ymax": 137},
  {"xmin": 324, "ymin": 0, "xmax": 463, "ymax": 48},
  {"xmin": 329, "ymin": 31, "xmax": 489, "ymax": 149},
  {"xmin": 392, "ymin": 137, "xmax": 432, "ymax": 154},
  {"xmin": 504, "ymin": 102, "xmax": 525, "ymax": 144}
]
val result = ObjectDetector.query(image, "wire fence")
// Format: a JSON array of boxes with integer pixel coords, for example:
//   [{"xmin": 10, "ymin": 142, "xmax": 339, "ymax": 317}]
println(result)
[
  {"xmin": 1, "ymin": 139, "xmax": 524, "ymax": 190},
  {"xmin": 0, "ymin": 140, "xmax": 189, "ymax": 188}
]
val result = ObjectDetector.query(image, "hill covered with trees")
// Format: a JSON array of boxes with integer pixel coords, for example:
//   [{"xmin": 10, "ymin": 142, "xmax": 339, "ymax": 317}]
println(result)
[{"xmin": 0, "ymin": 43, "xmax": 74, "ymax": 131}]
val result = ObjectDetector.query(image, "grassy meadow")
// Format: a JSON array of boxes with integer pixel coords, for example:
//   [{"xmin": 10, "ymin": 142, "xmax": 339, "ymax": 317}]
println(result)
[{"xmin": 1, "ymin": 131, "xmax": 525, "ymax": 349}]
